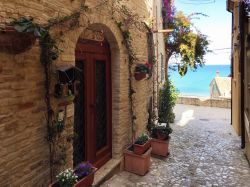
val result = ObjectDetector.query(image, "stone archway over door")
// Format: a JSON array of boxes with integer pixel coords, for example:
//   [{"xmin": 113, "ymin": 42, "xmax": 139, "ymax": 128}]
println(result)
[{"xmin": 74, "ymin": 39, "xmax": 112, "ymax": 169}]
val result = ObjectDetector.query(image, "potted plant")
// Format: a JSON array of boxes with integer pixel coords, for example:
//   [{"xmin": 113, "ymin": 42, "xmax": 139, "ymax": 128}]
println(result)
[
  {"xmin": 134, "ymin": 63, "xmax": 152, "ymax": 81},
  {"xmin": 123, "ymin": 133, "xmax": 152, "ymax": 176},
  {"xmin": 49, "ymin": 162, "xmax": 97, "ymax": 187},
  {"xmin": 133, "ymin": 133, "xmax": 151, "ymax": 155},
  {"xmin": 73, "ymin": 162, "xmax": 97, "ymax": 187},
  {"xmin": 50, "ymin": 168, "xmax": 78, "ymax": 187},
  {"xmin": 123, "ymin": 145, "xmax": 152, "ymax": 176},
  {"xmin": 150, "ymin": 124, "xmax": 173, "ymax": 157},
  {"xmin": 0, "ymin": 26, "xmax": 36, "ymax": 54}
]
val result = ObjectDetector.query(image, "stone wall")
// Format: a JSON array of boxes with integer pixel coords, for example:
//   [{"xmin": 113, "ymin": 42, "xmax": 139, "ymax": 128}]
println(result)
[
  {"xmin": 177, "ymin": 96, "xmax": 231, "ymax": 109},
  {"xmin": 0, "ymin": 0, "xmax": 156, "ymax": 186}
]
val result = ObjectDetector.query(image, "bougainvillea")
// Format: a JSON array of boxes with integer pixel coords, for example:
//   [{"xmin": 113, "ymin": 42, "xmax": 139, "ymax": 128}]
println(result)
[
  {"xmin": 163, "ymin": 8, "xmax": 210, "ymax": 77},
  {"xmin": 243, "ymin": 0, "xmax": 250, "ymax": 14},
  {"xmin": 162, "ymin": 0, "xmax": 175, "ymax": 28}
]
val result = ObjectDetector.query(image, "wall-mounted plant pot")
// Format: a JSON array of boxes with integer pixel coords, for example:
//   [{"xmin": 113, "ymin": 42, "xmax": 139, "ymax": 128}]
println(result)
[
  {"xmin": 49, "ymin": 167, "xmax": 97, "ymax": 187},
  {"xmin": 133, "ymin": 139, "xmax": 151, "ymax": 155},
  {"xmin": 0, "ymin": 26, "xmax": 36, "ymax": 54},
  {"xmin": 151, "ymin": 137, "xmax": 170, "ymax": 157},
  {"xmin": 124, "ymin": 146, "xmax": 152, "ymax": 176},
  {"xmin": 134, "ymin": 72, "xmax": 147, "ymax": 81}
]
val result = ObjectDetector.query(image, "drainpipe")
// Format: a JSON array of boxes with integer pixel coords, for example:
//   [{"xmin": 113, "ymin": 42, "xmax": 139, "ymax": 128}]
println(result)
[
  {"xmin": 228, "ymin": 0, "xmax": 233, "ymax": 125},
  {"xmin": 239, "ymin": 2, "xmax": 245, "ymax": 149}
]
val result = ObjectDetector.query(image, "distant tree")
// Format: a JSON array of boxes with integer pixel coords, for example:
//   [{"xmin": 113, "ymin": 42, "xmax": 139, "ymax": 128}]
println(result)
[{"xmin": 162, "ymin": 1, "xmax": 210, "ymax": 78}]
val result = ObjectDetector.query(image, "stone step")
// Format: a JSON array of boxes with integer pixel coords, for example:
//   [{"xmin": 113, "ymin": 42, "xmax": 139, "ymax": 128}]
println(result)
[{"xmin": 93, "ymin": 158, "xmax": 122, "ymax": 186}]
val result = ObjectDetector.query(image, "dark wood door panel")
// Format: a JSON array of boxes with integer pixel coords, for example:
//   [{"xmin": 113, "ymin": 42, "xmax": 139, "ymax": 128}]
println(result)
[{"xmin": 74, "ymin": 39, "xmax": 112, "ymax": 169}]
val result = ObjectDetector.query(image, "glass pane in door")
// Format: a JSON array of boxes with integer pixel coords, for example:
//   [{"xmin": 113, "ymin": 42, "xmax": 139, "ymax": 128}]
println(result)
[
  {"xmin": 73, "ymin": 60, "xmax": 85, "ymax": 167},
  {"xmin": 95, "ymin": 60, "xmax": 107, "ymax": 151}
]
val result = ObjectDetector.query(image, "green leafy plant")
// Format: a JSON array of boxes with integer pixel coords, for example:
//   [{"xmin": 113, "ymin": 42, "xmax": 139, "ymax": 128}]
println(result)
[
  {"xmin": 158, "ymin": 77, "xmax": 178, "ymax": 123},
  {"xmin": 7, "ymin": 7, "xmax": 87, "ymax": 181},
  {"xmin": 151, "ymin": 125, "xmax": 173, "ymax": 139},
  {"xmin": 134, "ymin": 133, "xmax": 149, "ymax": 145},
  {"xmin": 135, "ymin": 63, "xmax": 153, "ymax": 74}
]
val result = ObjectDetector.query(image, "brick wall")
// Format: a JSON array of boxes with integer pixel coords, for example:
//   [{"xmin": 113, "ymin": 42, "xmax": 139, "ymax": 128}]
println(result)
[
  {"xmin": 0, "ymin": 0, "xmax": 158, "ymax": 186},
  {"xmin": 0, "ymin": 44, "xmax": 51, "ymax": 186}
]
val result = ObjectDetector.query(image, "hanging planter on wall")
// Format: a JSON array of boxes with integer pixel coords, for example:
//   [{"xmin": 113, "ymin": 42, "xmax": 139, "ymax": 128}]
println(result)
[
  {"xmin": 134, "ymin": 62, "xmax": 153, "ymax": 81},
  {"xmin": 0, "ymin": 26, "xmax": 36, "ymax": 54},
  {"xmin": 134, "ymin": 72, "xmax": 147, "ymax": 81}
]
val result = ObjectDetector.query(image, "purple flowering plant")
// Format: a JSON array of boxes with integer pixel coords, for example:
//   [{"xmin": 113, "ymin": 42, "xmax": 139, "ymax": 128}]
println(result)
[
  {"xmin": 74, "ymin": 161, "xmax": 95, "ymax": 180},
  {"xmin": 243, "ymin": 0, "xmax": 250, "ymax": 14},
  {"xmin": 162, "ymin": 0, "xmax": 176, "ymax": 27}
]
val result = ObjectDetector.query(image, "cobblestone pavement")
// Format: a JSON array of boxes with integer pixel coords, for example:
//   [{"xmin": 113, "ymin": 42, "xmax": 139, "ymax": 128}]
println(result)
[{"xmin": 101, "ymin": 104, "xmax": 250, "ymax": 187}]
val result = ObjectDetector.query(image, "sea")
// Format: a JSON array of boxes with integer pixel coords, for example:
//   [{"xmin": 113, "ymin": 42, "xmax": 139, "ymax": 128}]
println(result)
[{"xmin": 169, "ymin": 64, "xmax": 231, "ymax": 97}]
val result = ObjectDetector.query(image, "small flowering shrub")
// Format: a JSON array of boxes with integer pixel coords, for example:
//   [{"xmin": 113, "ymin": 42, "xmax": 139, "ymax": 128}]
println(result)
[
  {"xmin": 56, "ymin": 168, "xmax": 78, "ymax": 187},
  {"xmin": 74, "ymin": 162, "xmax": 94, "ymax": 180}
]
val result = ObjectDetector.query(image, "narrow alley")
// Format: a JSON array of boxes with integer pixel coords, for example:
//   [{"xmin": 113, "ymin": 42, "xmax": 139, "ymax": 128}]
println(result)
[{"xmin": 102, "ymin": 104, "xmax": 250, "ymax": 187}]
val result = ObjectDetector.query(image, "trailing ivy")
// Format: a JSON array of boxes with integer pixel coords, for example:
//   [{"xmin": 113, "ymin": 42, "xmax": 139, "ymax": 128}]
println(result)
[
  {"xmin": 110, "ymin": 1, "xmax": 154, "ymax": 142},
  {"xmin": 8, "ymin": 4, "xmax": 89, "ymax": 181},
  {"xmin": 6, "ymin": 0, "xmax": 154, "ymax": 180},
  {"xmin": 116, "ymin": 22, "xmax": 137, "ymax": 141}
]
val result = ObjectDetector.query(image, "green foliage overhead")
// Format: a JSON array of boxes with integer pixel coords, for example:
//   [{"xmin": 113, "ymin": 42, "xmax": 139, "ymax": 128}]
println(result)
[{"xmin": 165, "ymin": 11, "xmax": 210, "ymax": 76}]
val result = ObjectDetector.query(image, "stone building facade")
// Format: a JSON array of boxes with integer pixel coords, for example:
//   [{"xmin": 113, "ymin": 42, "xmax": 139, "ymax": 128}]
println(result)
[
  {"xmin": 0, "ymin": 0, "xmax": 165, "ymax": 186},
  {"xmin": 227, "ymin": 0, "xmax": 242, "ymax": 136},
  {"xmin": 227, "ymin": 0, "xmax": 250, "ymax": 161}
]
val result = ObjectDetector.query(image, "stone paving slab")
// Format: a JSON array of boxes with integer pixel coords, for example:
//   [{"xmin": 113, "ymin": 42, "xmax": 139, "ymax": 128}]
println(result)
[{"xmin": 101, "ymin": 104, "xmax": 250, "ymax": 187}]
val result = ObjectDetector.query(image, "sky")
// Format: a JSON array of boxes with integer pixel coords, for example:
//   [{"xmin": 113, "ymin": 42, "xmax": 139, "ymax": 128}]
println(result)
[{"xmin": 172, "ymin": 0, "xmax": 232, "ymax": 65}]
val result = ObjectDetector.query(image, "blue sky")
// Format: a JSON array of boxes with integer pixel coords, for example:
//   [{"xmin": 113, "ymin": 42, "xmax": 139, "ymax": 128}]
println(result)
[{"xmin": 173, "ymin": 0, "xmax": 232, "ymax": 65}]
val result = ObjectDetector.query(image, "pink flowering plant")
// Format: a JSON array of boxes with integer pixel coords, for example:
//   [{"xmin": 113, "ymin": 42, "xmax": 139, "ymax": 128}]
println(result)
[{"xmin": 162, "ymin": 0, "xmax": 175, "ymax": 28}]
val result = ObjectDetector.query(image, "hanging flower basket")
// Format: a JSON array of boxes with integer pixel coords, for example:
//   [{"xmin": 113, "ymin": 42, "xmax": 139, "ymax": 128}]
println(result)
[
  {"xmin": 0, "ymin": 26, "xmax": 36, "ymax": 54},
  {"xmin": 134, "ymin": 72, "xmax": 147, "ymax": 81},
  {"xmin": 134, "ymin": 62, "xmax": 153, "ymax": 81}
]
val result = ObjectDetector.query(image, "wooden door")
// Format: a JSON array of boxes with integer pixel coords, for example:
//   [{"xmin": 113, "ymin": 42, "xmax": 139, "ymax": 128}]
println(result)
[{"xmin": 74, "ymin": 39, "xmax": 112, "ymax": 168}]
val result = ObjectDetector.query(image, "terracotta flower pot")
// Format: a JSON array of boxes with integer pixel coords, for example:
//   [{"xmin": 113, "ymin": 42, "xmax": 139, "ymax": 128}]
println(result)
[
  {"xmin": 74, "ymin": 167, "xmax": 97, "ymax": 187},
  {"xmin": 49, "ymin": 167, "xmax": 97, "ymax": 187},
  {"xmin": 133, "ymin": 139, "xmax": 151, "ymax": 155},
  {"xmin": 134, "ymin": 72, "xmax": 147, "ymax": 81},
  {"xmin": 156, "ymin": 132, "xmax": 168, "ymax": 140},
  {"xmin": 0, "ymin": 26, "xmax": 36, "ymax": 54},
  {"xmin": 124, "ymin": 147, "xmax": 152, "ymax": 176},
  {"xmin": 151, "ymin": 137, "xmax": 170, "ymax": 157}
]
